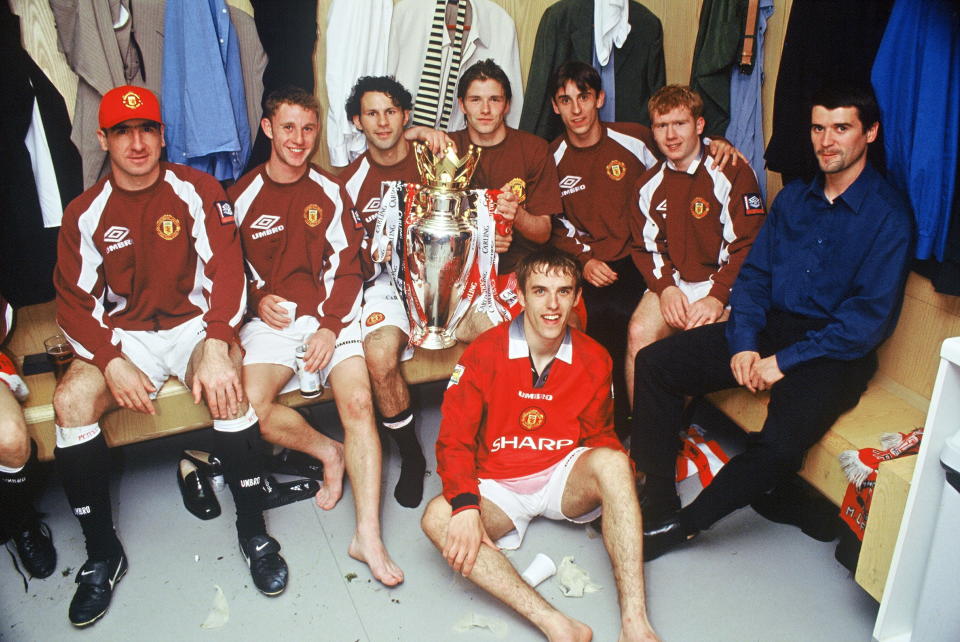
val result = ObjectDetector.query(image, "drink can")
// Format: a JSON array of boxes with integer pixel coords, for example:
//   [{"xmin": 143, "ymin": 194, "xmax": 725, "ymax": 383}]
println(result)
[{"xmin": 295, "ymin": 345, "xmax": 321, "ymax": 398}]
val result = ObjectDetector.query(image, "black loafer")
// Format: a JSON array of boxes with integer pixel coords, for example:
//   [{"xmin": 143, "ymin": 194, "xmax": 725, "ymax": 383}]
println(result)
[
  {"xmin": 12, "ymin": 517, "xmax": 56, "ymax": 579},
  {"xmin": 261, "ymin": 475, "xmax": 319, "ymax": 511},
  {"xmin": 68, "ymin": 552, "xmax": 128, "ymax": 627},
  {"xmin": 238, "ymin": 534, "xmax": 288, "ymax": 596},
  {"xmin": 636, "ymin": 478, "xmax": 681, "ymax": 525},
  {"xmin": 177, "ymin": 459, "xmax": 221, "ymax": 520},
  {"xmin": 267, "ymin": 448, "xmax": 324, "ymax": 480},
  {"xmin": 643, "ymin": 514, "xmax": 697, "ymax": 561}
]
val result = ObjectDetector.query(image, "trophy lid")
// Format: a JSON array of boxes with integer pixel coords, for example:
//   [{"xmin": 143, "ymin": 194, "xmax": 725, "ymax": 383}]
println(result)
[{"xmin": 414, "ymin": 142, "xmax": 481, "ymax": 190}]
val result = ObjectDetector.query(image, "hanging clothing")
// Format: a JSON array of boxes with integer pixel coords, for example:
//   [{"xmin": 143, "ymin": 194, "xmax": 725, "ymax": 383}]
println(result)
[
  {"xmin": 726, "ymin": 0, "xmax": 774, "ymax": 199},
  {"xmin": 163, "ymin": 0, "xmax": 251, "ymax": 182},
  {"xmin": 246, "ymin": 0, "xmax": 318, "ymax": 171},
  {"xmin": 765, "ymin": 0, "xmax": 893, "ymax": 182},
  {"xmin": 388, "ymin": 0, "xmax": 524, "ymax": 133},
  {"xmin": 1, "ymin": 5, "xmax": 82, "ymax": 306},
  {"xmin": 690, "ymin": 0, "xmax": 750, "ymax": 137},
  {"xmin": 227, "ymin": 1, "xmax": 268, "ymax": 150},
  {"xmin": 325, "ymin": 0, "xmax": 392, "ymax": 167},
  {"xmin": 520, "ymin": 0, "xmax": 665, "ymax": 141},
  {"xmin": 872, "ymin": 0, "xmax": 959, "ymax": 262},
  {"xmin": 593, "ymin": 0, "xmax": 630, "ymax": 122},
  {"xmin": 50, "ymin": 0, "xmax": 165, "ymax": 189}
]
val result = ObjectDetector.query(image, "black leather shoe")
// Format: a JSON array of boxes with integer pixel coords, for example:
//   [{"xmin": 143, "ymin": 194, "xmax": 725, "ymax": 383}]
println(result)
[
  {"xmin": 68, "ymin": 552, "xmax": 128, "ymax": 627},
  {"xmin": 636, "ymin": 477, "xmax": 680, "ymax": 525},
  {"xmin": 643, "ymin": 514, "xmax": 697, "ymax": 561},
  {"xmin": 267, "ymin": 448, "xmax": 324, "ymax": 480},
  {"xmin": 183, "ymin": 449, "xmax": 225, "ymax": 489},
  {"xmin": 12, "ymin": 517, "xmax": 56, "ymax": 579},
  {"xmin": 261, "ymin": 475, "xmax": 319, "ymax": 511},
  {"xmin": 238, "ymin": 534, "xmax": 288, "ymax": 596},
  {"xmin": 177, "ymin": 459, "xmax": 221, "ymax": 520}
]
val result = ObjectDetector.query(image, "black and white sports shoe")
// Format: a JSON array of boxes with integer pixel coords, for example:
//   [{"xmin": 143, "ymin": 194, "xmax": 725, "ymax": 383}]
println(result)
[
  {"xmin": 239, "ymin": 534, "xmax": 288, "ymax": 596},
  {"xmin": 68, "ymin": 552, "xmax": 128, "ymax": 627},
  {"xmin": 12, "ymin": 517, "xmax": 56, "ymax": 579}
]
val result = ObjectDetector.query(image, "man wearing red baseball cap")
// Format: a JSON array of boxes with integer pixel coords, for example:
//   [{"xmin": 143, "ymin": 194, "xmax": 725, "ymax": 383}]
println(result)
[{"xmin": 53, "ymin": 86, "xmax": 286, "ymax": 626}]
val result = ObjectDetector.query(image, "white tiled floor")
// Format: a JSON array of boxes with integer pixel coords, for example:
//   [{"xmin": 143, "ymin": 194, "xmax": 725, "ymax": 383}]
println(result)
[{"xmin": 1, "ymin": 383, "xmax": 878, "ymax": 641}]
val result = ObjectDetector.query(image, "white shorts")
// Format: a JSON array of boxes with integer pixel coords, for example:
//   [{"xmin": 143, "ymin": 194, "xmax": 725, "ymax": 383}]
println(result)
[
  {"xmin": 478, "ymin": 447, "xmax": 599, "ymax": 550},
  {"xmin": 240, "ymin": 316, "xmax": 364, "ymax": 394},
  {"xmin": 676, "ymin": 278, "xmax": 729, "ymax": 309},
  {"xmin": 360, "ymin": 273, "xmax": 414, "ymax": 361},
  {"xmin": 113, "ymin": 315, "xmax": 206, "ymax": 397}
]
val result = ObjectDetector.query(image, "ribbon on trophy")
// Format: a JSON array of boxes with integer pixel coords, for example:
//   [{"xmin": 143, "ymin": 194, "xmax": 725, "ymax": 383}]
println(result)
[{"xmin": 471, "ymin": 189, "xmax": 509, "ymax": 325}]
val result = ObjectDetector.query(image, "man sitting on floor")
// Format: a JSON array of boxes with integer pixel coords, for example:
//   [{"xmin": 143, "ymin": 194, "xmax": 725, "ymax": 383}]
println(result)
[{"xmin": 422, "ymin": 247, "xmax": 659, "ymax": 642}]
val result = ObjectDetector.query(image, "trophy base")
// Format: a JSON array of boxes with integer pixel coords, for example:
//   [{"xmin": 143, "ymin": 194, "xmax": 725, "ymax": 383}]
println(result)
[{"xmin": 417, "ymin": 327, "xmax": 458, "ymax": 350}]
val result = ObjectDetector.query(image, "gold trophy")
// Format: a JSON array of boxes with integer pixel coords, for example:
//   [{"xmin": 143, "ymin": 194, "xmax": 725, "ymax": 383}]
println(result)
[{"xmin": 403, "ymin": 142, "xmax": 482, "ymax": 349}]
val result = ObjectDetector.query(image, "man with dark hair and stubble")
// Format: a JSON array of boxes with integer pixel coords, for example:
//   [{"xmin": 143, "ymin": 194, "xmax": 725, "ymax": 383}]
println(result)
[
  {"xmin": 54, "ymin": 86, "xmax": 282, "ymax": 626},
  {"xmin": 339, "ymin": 75, "xmax": 450, "ymax": 509},
  {"xmin": 633, "ymin": 83, "xmax": 914, "ymax": 560}
]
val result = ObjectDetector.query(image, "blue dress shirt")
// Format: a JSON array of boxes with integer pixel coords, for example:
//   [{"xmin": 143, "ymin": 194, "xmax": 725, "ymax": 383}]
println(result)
[
  {"xmin": 726, "ymin": 163, "xmax": 914, "ymax": 371},
  {"xmin": 162, "ymin": 0, "xmax": 251, "ymax": 182}
]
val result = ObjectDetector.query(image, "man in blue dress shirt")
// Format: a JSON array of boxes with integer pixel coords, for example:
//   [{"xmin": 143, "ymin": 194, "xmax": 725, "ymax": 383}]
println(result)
[{"xmin": 631, "ymin": 84, "xmax": 914, "ymax": 560}]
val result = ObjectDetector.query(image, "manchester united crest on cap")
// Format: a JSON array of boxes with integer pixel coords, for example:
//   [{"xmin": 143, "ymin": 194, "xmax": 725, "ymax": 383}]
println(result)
[
  {"xmin": 304, "ymin": 204, "xmax": 322, "ymax": 227},
  {"xmin": 507, "ymin": 178, "xmax": 527, "ymax": 204},
  {"xmin": 519, "ymin": 406, "xmax": 545, "ymax": 431},
  {"xmin": 365, "ymin": 312, "xmax": 385, "ymax": 327},
  {"xmin": 690, "ymin": 197, "xmax": 710, "ymax": 219},
  {"xmin": 156, "ymin": 214, "xmax": 181, "ymax": 240},
  {"xmin": 606, "ymin": 160, "xmax": 627, "ymax": 181},
  {"xmin": 122, "ymin": 91, "xmax": 143, "ymax": 110}
]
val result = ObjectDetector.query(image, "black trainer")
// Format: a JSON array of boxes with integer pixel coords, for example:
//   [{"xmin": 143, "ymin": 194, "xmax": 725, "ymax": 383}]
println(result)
[
  {"xmin": 68, "ymin": 552, "xmax": 128, "ymax": 627},
  {"xmin": 238, "ymin": 534, "xmax": 288, "ymax": 596},
  {"xmin": 12, "ymin": 518, "xmax": 56, "ymax": 579},
  {"xmin": 261, "ymin": 475, "xmax": 319, "ymax": 511}
]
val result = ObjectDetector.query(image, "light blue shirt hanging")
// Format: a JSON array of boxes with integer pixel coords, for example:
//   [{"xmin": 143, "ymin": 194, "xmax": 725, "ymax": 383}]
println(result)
[
  {"xmin": 725, "ymin": 0, "xmax": 773, "ymax": 199},
  {"xmin": 162, "ymin": 0, "xmax": 251, "ymax": 182}
]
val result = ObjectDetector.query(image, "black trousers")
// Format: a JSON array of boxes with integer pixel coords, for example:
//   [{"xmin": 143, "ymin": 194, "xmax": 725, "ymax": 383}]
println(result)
[
  {"xmin": 631, "ymin": 311, "xmax": 877, "ymax": 531},
  {"xmin": 581, "ymin": 256, "xmax": 645, "ymax": 432}
]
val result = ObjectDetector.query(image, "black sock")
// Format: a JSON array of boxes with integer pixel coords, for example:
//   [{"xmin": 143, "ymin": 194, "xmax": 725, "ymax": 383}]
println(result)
[
  {"xmin": 0, "ymin": 442, "xmax": 37, "ymax": 540},
  {"xmin": 382, "ymin": 409, "xmax": 425, "ymax": 508},
  {"xmin": 54, "ymin": 433, "xmax": 122, "ymax": 560},
  {"xmin": 641, "ymin": 474, "xmax": 681, "ymax": 523},
  {"xmin": 216, "ymin": 423, "xmax": 267, "ymax": 540}
]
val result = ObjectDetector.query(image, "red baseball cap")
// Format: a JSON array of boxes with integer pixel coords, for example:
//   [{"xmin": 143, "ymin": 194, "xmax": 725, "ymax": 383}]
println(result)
[{"xmin": 99, "ymin": 85, "xmax": 162, "ymax": 129}]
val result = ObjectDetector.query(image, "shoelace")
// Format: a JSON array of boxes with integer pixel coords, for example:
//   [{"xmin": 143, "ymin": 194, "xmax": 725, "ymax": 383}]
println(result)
[{"xmin": 4, "ymin": 541, "xmax": 28, "ymax": 593}]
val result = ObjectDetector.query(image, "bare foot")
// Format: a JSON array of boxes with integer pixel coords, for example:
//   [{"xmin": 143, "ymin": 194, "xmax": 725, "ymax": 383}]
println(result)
[
  {"xmin": 619, "ymin": 620, "xmax": 660, "ymax": 642},
  {"xmin": 541, "ymin": 613, "xmax": 592, "ymax": 642},
  {"xmin": 314, "ymin": 440, "xmax": 345, "ymax": 510},
  {"xmin": 348, "ymin": 531, "xmax": 404, "ymax": 586}
]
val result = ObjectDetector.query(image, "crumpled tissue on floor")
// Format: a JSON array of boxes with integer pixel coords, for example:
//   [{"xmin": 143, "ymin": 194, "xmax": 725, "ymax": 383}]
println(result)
[
  {"xmin": 200, "ymin": 584, "xmax": 230, "ymax": 629},
  {"xmin": 453, "ymin": 612, "xmax": 509, "ymax": 638},
  {"xmin": 557, "ymin": 556, "xmax": 602, "ymax": 597}
]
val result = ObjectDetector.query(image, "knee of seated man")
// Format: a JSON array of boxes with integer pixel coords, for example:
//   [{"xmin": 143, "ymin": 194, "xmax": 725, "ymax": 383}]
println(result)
[
  {"xmin": 585, "ymin": 447, "xmax": 632, "ymax": 480},
  {"xmin": 420, "ymin": 495, "xmax": 450, "ymax": 538},
  {"xmin": 0, "ymin": 422, "xmax": 29, "ymax": 467},
  {"xmin": 363, "ymin": 339, "xmax": 400, "ymax": 383}
]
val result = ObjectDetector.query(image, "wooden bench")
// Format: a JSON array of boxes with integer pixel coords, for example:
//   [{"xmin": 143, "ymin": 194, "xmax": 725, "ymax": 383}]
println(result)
[
  {"xmin": 8, "ymin": 301, "xmax": 464, "ymax": 463},
  {"xmin": 706, "ymin": 272, "xmax": 960, "ymax": 601}
]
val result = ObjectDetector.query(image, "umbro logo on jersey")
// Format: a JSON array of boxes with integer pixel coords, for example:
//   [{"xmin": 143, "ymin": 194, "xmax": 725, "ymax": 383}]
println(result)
[
  {"xmin": 656, "ymin": 200, "xmax": 668, "ymax": 212},
  {"xmin": 104, "ymin": 226, "xmax": 133, "ymax": 253},
  {"xmin": 250, "ymin": 215, "xmax": 285, "ymax": 240},
  {"xmin": 250, "ymin": 215, "xmax": 281, "ymax": 230},
  {"xmin": 103, "ymin": 226, "xmax": 129, "ymax": 243},
  {"xmin": 559, "ymin": 175, "xmax": 586, "ymax": 197},
  {"xmin": 363, "ymin": 197, "xmax": 381, "ymax": 213},
  {"xmin": 559, "ymin": 175, "xmax": 581, "ymax": 189}
]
